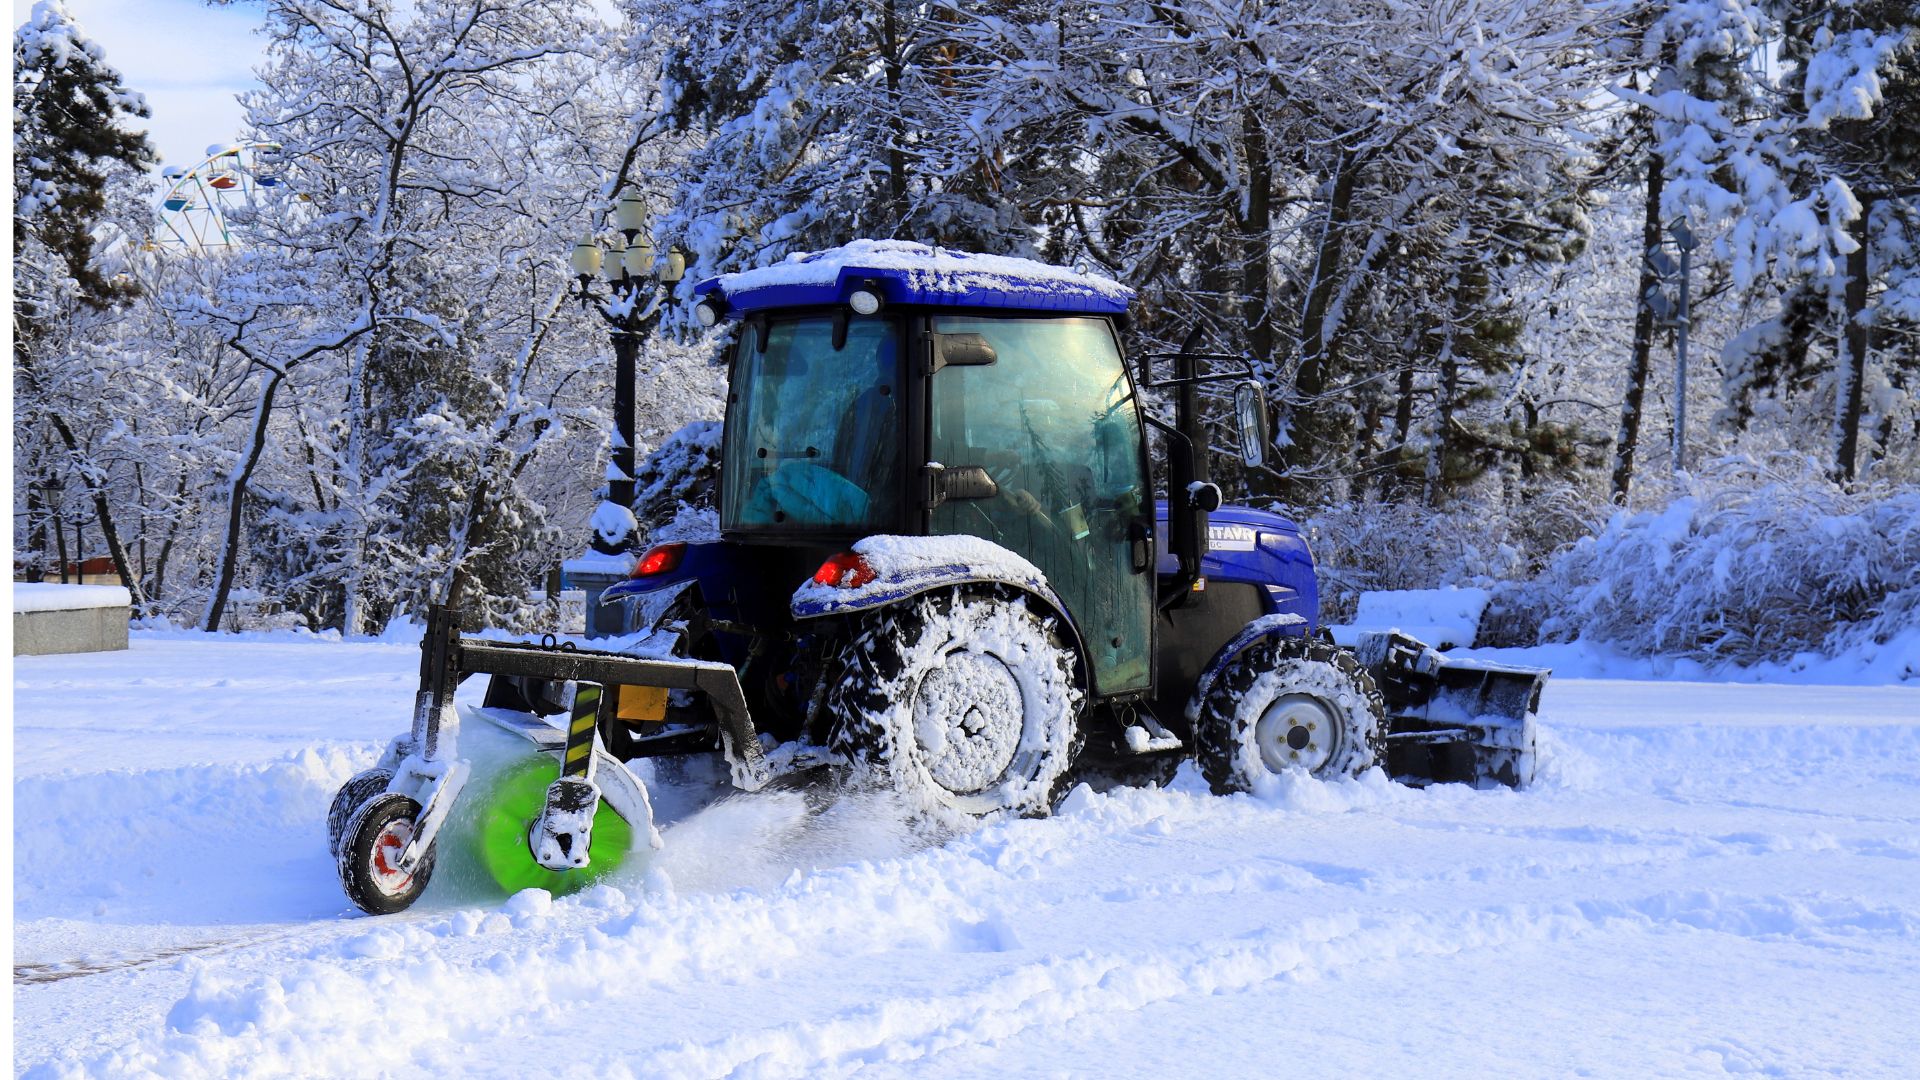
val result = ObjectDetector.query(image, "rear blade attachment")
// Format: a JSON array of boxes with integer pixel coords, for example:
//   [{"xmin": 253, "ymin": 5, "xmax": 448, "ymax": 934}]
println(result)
[{"xmin": 1354, "ymin": 631, "xmax": 1548, "ymax": 789}]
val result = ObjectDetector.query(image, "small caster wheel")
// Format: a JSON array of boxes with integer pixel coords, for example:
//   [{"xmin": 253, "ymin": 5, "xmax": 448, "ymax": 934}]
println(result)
[
  {"xmin": 326, "ymin": 768, "xmax": 394, "ymax": 857},
  {"xmin": 338, "ymin": 792, "xmax": 435, "ymax": 915}
]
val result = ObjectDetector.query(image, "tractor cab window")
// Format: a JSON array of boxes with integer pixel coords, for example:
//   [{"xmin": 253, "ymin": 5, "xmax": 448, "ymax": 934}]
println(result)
[
  {"xmin": 723, "ymin": 316, "xmax": 902, "ymax": 532},
  {"xmin": 928, "ymin": 316, "xmax": 1153, "ymax": 695}
]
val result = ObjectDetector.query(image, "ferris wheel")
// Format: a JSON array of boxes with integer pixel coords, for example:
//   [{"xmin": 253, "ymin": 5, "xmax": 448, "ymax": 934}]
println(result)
[{"xmin": 149, "ymin": 141, "xmax": 289, "ymax": 253}]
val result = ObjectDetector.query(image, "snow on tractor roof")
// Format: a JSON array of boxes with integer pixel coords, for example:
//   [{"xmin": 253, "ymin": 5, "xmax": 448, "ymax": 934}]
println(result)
[{"xmin": 695, "ymin": 239, "xmax": 1133, "ymax": 317}]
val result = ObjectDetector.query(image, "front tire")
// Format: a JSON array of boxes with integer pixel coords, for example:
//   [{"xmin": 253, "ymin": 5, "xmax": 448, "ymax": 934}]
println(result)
[
  {"xmin": 1194, "ymin": 635, "xmax": 1385, "ymax": 793},
  {"xmin": 827, "ymin": 588, "xmax": 1082, "ymax": 819}
]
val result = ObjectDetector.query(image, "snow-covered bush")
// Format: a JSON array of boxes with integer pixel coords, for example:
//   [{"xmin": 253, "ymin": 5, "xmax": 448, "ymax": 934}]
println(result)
[
  {"xmin": 1299, "ymin": 483, "xmax": 1605, "ymax": 628},
  {"xmin": 1514, "ymin": 457, "xmax": 1920, "ymax": 665}
]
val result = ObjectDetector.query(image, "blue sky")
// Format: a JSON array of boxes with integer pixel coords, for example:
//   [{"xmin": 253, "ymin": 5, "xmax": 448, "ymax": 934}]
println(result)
[{"xmin": 13, "ymin": 0, "xmax": 266, "ymax": 171}]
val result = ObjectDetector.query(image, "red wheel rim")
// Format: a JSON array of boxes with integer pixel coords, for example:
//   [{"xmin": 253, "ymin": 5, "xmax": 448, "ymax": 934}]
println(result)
[{"xmin": 368, "ymin": 818, "xmax": 416, "ymax": 895}]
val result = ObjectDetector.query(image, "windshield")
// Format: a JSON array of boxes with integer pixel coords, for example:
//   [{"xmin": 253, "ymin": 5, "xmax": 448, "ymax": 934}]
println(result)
[{"xmin": 722, "ymin": 315, "xmax": 902, "ymax": 532}]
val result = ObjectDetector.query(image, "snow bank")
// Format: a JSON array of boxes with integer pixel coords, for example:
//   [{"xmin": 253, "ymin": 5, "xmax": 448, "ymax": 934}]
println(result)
[
  {"xmin": 1300, "ymin": 462, "xmax": 1918, "ymax": 678},
  {"xmin": 1511, "ymin": 473, "xmax": 1920, "ymax": 673},
  {"xmin": 1462, "ymin": 632, "xmax": 1920, "ymax": 687},
  {"xmin": 1329, "ymin": 587, "xmax": 1490, "ymax": 649},
  {"xmin": 13, "ymin": 583, "xmax": 132, "ymax": 612},
  {"xmin": 1300, "ymin": 490, "xmax": 1598, "ymax": 628},
  {"xmin": 13, "ymin": 747, "xmax": 369, "ymax": 925}
]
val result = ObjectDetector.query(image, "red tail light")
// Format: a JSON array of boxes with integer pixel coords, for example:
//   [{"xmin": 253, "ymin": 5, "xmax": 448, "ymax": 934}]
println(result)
[
  {"xmin": 811, "ymin": 551, "xmax": 876, "ymax": 589},
  {"xmin": 632, "ymin": 543, "xmax": 686, "ymax": 578}
]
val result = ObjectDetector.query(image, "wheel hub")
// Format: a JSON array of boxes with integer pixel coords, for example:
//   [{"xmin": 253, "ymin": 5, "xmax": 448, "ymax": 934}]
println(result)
[
  {"xmin": 1254, "ymin": 694, "xmax": 1342, "ymax": 775},
  {"xmin": 368, "ymin": 819, "xmax": 416, "ymax": 895},
  {"xmin": 914, "ymin": 649, "xmax": 1023, "ymax": 795}
]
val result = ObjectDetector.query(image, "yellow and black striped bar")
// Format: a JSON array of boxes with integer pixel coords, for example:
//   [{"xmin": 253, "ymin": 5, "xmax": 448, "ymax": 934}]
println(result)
[{"xmin": 563, "ymin": 683, "xmax": 603, "ymax": 778}]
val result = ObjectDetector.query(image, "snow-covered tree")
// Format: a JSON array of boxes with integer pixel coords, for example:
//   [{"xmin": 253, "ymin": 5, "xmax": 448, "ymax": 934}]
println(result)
[
  {"xmin": 1601, "ymin": 0, "xmax": 1768, "ymax": 501},
  {"xmin": 1778, "ymin": 0, "xmax": 1920, "ymax": 480},
  {"xmin": 12, "ymin": 0, "xmax": 157, "ymax": 599},
  {"xmin": 631, "ymin": 0, "xmax": 1048, "ymax": 290},
  {"xmin": 945, "ymin": 0, "xmax": 1626, "ymax": 505},
  {"xmin": 194, "ymin": 0, "xmax": 624, "ymax": 632},
  {"xmin": 1635, "ymin": 0, "xmax": 1920, "ymax": 483}
]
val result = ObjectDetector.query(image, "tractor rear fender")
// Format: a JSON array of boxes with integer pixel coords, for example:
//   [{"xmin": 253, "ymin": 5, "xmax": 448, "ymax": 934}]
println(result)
[
  {"xmin": 599, "ymin": 539, "xmax": 729, "ymax": 605},
  {"xmin": 790, "ymin": 535, "xmax": 1090, "ymax": 689}
]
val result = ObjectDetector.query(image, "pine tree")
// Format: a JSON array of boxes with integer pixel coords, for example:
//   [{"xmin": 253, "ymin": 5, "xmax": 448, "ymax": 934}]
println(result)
[
  {"xmin": 1774, "ymin": 0, "xmax": 1920, "ymax": 480},
  {"xmin": 12, "ymin": 0, "xmax": 154, "ymax": 307},
  {"xmin": 1704, "ymin": 1, "xmax": 1917, "ymax": 482}
]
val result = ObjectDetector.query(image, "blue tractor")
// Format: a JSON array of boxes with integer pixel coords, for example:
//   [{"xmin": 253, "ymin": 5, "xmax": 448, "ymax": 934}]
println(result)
[{"xmin": 330, "ymin": 241, "xmax": 1545, "ymax": 914}]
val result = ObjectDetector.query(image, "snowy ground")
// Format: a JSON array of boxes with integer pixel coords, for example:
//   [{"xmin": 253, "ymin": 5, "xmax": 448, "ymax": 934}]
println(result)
[{"xmin": 13, "ymin": 631, "xmax": 1920, "ymax": 1078}]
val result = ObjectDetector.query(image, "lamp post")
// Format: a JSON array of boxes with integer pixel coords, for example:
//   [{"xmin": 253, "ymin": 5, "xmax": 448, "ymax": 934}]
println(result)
[
  {"xmin": 1667, "ymin": 219, "xmax": 1697, "ymax": 476},
  {"xmin": 566, "ymin": 192, "xmax": 687, "ymax": 555}
]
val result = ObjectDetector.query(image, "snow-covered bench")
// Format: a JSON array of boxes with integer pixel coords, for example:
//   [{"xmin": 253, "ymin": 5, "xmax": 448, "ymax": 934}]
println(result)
[
  {"xmin": 13, "ymin": 583, "xmax": 131, "ymax": 656},
  {"xmin": 1328, "ymin": 586, "xmax": 1490, "ymax": 651}
]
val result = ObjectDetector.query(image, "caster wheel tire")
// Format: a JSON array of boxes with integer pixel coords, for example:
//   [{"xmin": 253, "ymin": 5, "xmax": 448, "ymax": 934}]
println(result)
[
  {"xmin": 338, "ymin": 792, "xmax": 435, "ymax": 915},
  {"xmin": 327, "ymin": 768, "xmax": 394, "ymax": 857}
]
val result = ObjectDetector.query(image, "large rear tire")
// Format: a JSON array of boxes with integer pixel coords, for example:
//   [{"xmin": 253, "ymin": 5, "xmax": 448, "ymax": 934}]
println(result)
[
  {"xmin": 827, "ymin": 588, "xmax": 1082, "ymax": 819},
  {"xmin": 1194, "ymin": 635, "xmax": 1385, "ymax": 793}
]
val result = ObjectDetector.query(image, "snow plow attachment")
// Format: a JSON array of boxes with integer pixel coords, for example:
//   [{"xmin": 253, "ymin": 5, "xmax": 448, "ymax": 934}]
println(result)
[
  {"xmin": 1355, "ymin": 631, "xmax": 1548, "ymax": 789},
  {"xmin": 330, "ymin": 604, "xmax": 770, "ymax": 915}
]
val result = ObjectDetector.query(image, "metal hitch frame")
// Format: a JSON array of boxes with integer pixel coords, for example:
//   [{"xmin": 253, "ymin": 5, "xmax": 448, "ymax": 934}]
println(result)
[
  {"xmin": 415, "ymin": 604, "xmax": 772, "ymax": 792},
  {"xmin": 389, "ymin": 605, "xmax": 771, "ymax": 874}
]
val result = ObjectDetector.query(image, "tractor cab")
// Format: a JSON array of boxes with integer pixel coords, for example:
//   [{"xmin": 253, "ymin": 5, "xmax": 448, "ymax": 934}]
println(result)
[{"xmin": 602, "ymin": 241, "xmax": 1345, "ymax": 748}]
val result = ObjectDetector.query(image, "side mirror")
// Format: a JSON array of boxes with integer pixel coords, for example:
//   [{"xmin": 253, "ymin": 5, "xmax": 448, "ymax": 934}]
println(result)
[
  {"xmin": 931, "ymin": 333, "xmax": 997, "ymax": 372},
  {"xmin": 1235, "ymin": 381, "xmax": 1270, "ymax": 469}
]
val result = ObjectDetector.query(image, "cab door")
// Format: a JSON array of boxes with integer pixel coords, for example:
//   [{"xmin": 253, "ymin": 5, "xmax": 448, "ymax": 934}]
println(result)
[{"xmin": 925, "ymin": 315, "xmax": 1155, "ymax": 697}]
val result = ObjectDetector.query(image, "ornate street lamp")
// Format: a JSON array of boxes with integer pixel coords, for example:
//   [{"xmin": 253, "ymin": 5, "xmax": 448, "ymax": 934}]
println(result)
[{"xmin": 565, "ymin": 192, "xmax": 687, "ymax": 558}]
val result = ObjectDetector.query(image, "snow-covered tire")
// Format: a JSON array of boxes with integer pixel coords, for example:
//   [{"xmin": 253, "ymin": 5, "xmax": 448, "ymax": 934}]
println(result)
[
  {"xmin": 1193, "ymin": 635, "xmax": 1385, "ymax": 793},
  {"xmin": 326, "ymin": 768, "xmax": 393, "ymax": 857},
  {"xmin": 337, "ymin": 792, "xmax": 434, "ymax": 915},
  {"xmin": 827, "ymin": 587, "xmax": 1082, "ymax": 820}
]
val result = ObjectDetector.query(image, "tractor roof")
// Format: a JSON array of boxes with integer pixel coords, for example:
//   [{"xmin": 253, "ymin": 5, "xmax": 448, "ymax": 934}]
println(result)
[{"xmin": 693, "ymin": 239, "xmax": 1133, "ymax": 318}]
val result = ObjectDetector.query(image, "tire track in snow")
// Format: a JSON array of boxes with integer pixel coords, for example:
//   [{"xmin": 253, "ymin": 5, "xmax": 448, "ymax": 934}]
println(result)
[
  {"xmin": 23, "ymin": 845, "xmax": 1026, "ymax": 1077},
  {"xmin": 630, "ymin": 889, "xmax": 1920, "ymax": 1079},
  {"xmin": 15, "ymin": 930, "xmax": 301, "ymax": 986}
]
